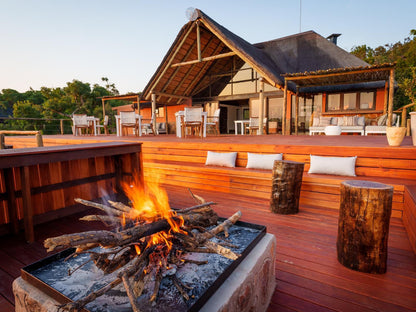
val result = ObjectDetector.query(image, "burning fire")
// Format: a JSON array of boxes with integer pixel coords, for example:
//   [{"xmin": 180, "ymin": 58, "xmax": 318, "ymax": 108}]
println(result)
[{"xmin": 122, "ymin": 177, "xmax": 185, "ymax": 256}]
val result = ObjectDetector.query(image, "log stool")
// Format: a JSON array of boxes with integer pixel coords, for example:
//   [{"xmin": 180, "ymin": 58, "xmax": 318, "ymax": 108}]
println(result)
[
  {"xmin": 270, "ymin": 160, "xmax": 304, "ymax": 214},
  {"xmin": 337, "ymin": 180, "xmax": 393, "ymax": 273}
]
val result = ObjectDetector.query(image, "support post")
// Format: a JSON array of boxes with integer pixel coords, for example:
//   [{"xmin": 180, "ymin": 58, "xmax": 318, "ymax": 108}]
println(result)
[
  {"xmin": 337, "ymin": 180, "xmax": 393, "ymax": 273},
  {"xmin": 36, "ymin": 133, "xmax": 43, "ymax": 147},
  {"xmin": 383, "ymin": 81, "xmax": 388, "ymax": 115},
  {"xmin": 387, "ymin": 68, "xmax": 395, "ymax": 127},
  {"xmin": 295, "ymin": 87, "xmax": 299, "ymax": 135},
  {"xmin": 258, "ymin": 78, "xmax": 264, "ymax": 135},
  {"xmin": 102, "ymin": 98, "xmax": 106, "ymax": 119},
  {"xmin": 60, "ymin": 119, "xmax": 64, "ymax": 135},
  {"xmin": 20, "ymin": 166, "xmax": 34, "ymax": 242},
  {"xmin": 151, "ymin": 93, "xmax": 157, "ymax": 135},
  {"xmin": 282, "ymin": 80, "xmax": 287, "ymax": 135}
]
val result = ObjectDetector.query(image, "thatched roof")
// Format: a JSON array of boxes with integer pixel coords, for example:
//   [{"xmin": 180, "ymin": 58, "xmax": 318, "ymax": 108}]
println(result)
[{"xmin": 141, "ymin": 9, "xmax": 376, "ymax": 104}]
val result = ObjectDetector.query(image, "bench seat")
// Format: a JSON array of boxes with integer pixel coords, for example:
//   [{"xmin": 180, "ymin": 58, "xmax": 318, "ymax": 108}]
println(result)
[{"xmin": 144, "ymin": 160, "xmax": 414, "ymax": 219}]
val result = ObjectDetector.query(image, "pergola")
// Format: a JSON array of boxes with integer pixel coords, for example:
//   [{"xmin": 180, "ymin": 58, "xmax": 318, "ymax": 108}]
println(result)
[
  {"xmin": 282, "ymin": 63, "xmax": 396, "ymax": 135},
  {"xmin": 100, "ymin": 93, "xmax": 140, "ymax": 117}
]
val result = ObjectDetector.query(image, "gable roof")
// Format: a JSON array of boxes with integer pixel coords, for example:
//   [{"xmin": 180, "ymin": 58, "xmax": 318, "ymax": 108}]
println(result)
[{"xmin": 141, "ymin": 9, "xmax": 370, "ymax": 104}]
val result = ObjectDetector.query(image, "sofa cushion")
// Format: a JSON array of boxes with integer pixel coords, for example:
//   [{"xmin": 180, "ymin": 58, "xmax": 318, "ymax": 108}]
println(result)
[
  {"xmin": 343, "ymin": 115, "xmax": 357, "ymax": 126},
  {"xmin": 319, "ymin": 117, "xmax": 331, "ymax": 126},
  {"xmin": 205, "ymin": 151, "xmax": 237, "ymax": 167},
  {"xmin": 246, "ymin": 153, "xmax": 283, "ymax": 170},
  {"xmin": 357, "ymin": 116, "xmax": 366, "ymax": 126},
  {"xmin": 308, "ymin": 155, "xmax": 357, "ymax": 176}
]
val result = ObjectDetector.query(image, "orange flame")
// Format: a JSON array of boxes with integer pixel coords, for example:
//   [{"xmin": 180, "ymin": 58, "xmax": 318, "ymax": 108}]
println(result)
[
  {"xmin": 122, "ymin": 176, "xmax": 186, "ymax": 253},
  {"xmin": 134, "ymin": 244, "xmax": 141, "ymax": 255}
]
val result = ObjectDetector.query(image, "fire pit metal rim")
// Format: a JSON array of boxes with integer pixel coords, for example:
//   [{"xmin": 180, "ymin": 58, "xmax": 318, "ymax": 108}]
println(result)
[{"xmin": 21, "ymin": 219, "xmax": 267, "ymax": 312}]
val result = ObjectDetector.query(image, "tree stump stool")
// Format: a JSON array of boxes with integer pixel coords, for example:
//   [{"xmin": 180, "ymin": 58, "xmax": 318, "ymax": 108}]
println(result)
[
  {"xmin": 337, "ymin": 180, "xmax": 393, "ymax": 273},
  {"xmin": 270, "ymin": 160, "xmax": 304, "ymax": 214}
]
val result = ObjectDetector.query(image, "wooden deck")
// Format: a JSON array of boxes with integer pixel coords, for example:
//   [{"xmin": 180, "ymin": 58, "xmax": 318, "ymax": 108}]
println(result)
[
  {"xmin": 0, "ymin": 185, "xmax": 415, "ymax": 311},
  {"xmin": 1, "ymin": 133, "xmax": 416, "ymax": 311}
]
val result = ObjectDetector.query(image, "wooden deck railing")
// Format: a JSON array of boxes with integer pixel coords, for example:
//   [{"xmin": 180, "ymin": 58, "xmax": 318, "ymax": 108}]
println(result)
[
  {"xmin": 0, "ymin": 130, "xmax": 43, "ymax": 149},
  {"xmin": 0, "ymin": 142, "xmax": 143, "ymax": 242}
]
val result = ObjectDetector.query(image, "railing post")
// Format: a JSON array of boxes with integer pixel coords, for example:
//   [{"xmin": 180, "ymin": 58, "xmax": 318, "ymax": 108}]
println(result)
[
  {"xmin": 60, "ymin": 119, "xmax": 64, "ymax": 135},
  {"xmin": 0, "ymin": 134, "xmax": 4, "ymax": 149},
  {"xmin": 36, "ymin": 132, "xmax": 43, "ymax": 147}
]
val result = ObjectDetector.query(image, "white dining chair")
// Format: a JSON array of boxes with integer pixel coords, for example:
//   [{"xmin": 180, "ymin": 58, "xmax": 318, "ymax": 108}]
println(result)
[
  {"xmin": 72, "ymin": 114, "xmax": 89, "ymax": 136},
  {"xmin": 206, "ymin": 108, "xmax": 220, "ymax": 135},
  {"xmin": 95, "ymin": 115, "xmax": 109, "ymax": 135},
  {"xmin": 183, "ymin": 107, "xmax": 203, "ymax": 138},
  {"xmin": 120, "ymin": 111, "xmax": 138, "ymax": 136}
]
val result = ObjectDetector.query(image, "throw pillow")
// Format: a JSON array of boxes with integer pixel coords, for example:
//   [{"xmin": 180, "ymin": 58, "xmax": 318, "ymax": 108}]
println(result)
[
  {"xmin": 246, "ymin": 153, "xmax": 283, "ymax": 170},
  {"xmin": 357, "ymin": 116, "xmax": 365, "ymax": 126},
  {"xmin": 312, "ymin": 117, "xmax": 320, "ymax": 127},
  {"xmin": 205, "ymin": 151, "xmax": 237, "ymax": 167},
  {"xmin": 343, "ymin": 115, "xmax": 357, "ymax": 126},
  {"xmin": 319, "ymin": 117, "xmax": 331, "ymax": 126},
  {"xmin": 377, "ymin": 114, "xmax": 387, "ymax": 126},
  {"xmin": 308, "ymin": 155, "xmax": 357, "ymax": 176}
]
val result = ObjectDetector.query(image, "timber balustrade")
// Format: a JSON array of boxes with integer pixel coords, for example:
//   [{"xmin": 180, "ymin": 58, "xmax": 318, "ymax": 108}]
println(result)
[
  {"xmin": 0, "ymin": 130, "xmax": 43, "ymax": 149},
  {"xmin": 0, "ymin": 142, "xmax": 143, "ymax": 242}
]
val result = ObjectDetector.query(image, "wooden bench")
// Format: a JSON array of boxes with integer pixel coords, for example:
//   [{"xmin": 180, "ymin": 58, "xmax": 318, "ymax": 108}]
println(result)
[{"xmin": 141, "ymin": 141, "xmax": 416, "ymax": 253}]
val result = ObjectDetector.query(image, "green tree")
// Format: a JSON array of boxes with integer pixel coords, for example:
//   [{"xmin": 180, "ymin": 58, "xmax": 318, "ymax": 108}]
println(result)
[
  {"xmin": 351, "ymin": 30, "xmax": 416, "ymax": 110},
  {"xmin": 11, "ymin": 100, "xmax": 43, "ymax": 130}
]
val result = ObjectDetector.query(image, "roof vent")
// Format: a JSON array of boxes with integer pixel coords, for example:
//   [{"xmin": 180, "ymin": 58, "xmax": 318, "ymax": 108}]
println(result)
[{"xmin": 326, "ymin": 33, "xmax": 341, "ymax": 45}]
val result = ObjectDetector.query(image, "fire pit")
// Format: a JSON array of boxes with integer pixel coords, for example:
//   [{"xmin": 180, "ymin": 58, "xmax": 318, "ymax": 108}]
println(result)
[{"xmin": 13, "ymin": 181, "xmax": 276, "ymax": 311}]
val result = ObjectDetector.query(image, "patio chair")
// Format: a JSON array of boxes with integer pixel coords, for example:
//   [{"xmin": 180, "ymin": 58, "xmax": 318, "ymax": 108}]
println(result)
[
  {"xmin": 72, "ymin": 114, "xmax": 89, "ymax": 136},
  {"xmin": 141, "ymin": 114, "xmax": 154, "ymax": 135},
  {"xmin": 246, "ymin": 117, "xmax": 267, "ymax": 134},
  {"xmin": 182, "ymin": 107, "xmax": 203, "ymax": 138},
  {"xmin": 206, "ymin": 108, "xmax": 220, "ymax": 135},
  {"xmin": 95, "ymin": 115, "xmax": 109, "ymax": 135},
  {"xmin": 120, "ymin": 111, "xmax": 138, "ymax": 136}
]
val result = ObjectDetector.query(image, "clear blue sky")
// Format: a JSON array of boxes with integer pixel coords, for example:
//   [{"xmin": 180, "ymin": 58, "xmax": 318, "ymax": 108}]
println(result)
[{"xmin": 0, "ymin": 0, "xmax": 415, "ymax": 94}]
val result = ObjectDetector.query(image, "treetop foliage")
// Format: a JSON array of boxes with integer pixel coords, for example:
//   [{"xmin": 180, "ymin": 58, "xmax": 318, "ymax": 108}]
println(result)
[{"xmin": 351, "ymin": 29, "xmax": 416, "ymax": 109}]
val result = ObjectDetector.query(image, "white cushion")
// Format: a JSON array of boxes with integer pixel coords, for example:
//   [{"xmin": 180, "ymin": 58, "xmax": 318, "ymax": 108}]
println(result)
[
  {"xmin": 308, "ymin": 155, "xmax": 357, "ymax": 176},
  {"xmin": 246, "ymin": 153, "xmax": 283, "ymax": 170},
  {"xmin": 319, "ymin": 117, "xmax": 331, "ymax": 126},
  {"xmin": 205, "ymin": 151, "xmax": 237, "ymax": 167},
  {"xmin": 357, "ymin": 116, "xmax": 365, "ymax": 126}
]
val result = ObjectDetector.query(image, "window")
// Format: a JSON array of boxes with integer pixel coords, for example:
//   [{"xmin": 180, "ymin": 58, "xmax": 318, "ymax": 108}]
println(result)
[
  {"xmin": 327, "ymin": 94, "xmax": 341, "ymax": 111},
  {"xmin": 325, "ymin": 91, "xmax": 376, "ymax": 112},
  {"xmin": 343, "ymin": 93, "xmax": 357, "ymax": 110},
  {"xmin": 360, "ymin": 92, "xmax": 375, "ymax": 109}
]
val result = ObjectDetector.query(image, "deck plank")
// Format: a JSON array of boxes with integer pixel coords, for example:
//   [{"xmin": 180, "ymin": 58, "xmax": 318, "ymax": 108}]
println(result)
[{"xmin": 0, "ymin": 186, "xmax": 415, "ymax": 311}]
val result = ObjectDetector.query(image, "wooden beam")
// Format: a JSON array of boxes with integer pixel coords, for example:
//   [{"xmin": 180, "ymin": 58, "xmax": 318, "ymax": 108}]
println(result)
[
  {"xmin": 171, "ymin": 51, "xmax": 236, "ymax": 68},
  {"xmin": 387, "ymin": 68, "xmax": 395, "ymax": 127},
  {"xmin": 166, "ymin": 37, "xmax": 217, "ymax": 104},
  {"xmin": 197, "ymin": 21, "xmax": 202, "ymax": 62},
  {"xmin": 145, "ymin": 23, "xmax": 196, "ymax": 100},
  {"xmin": 157, "ymin": 41, "xmax": 197, "ymax": 101},
  {"xmin": 176, "ymin": 41, "xmax": 225, "ymax": 104},
  {"xmin": 153, "ymin": 91, "xmax": 191, "ymax": 100},
  {"xmin": 285, "ymin": 66, "xmax": 393, "ymax": 82},
  {"xmin": 200, "ymin": 18, "xmax": 277, "ymax": 88}
]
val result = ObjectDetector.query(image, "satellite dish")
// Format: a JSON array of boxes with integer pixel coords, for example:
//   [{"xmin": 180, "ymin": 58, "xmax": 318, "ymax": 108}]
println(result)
[{"xmin": 185, "ymin": 7, "xmax": 198, "ymax": 21}]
